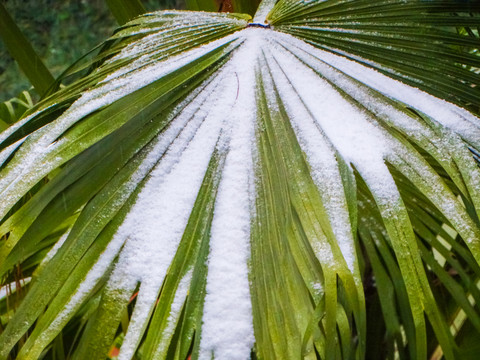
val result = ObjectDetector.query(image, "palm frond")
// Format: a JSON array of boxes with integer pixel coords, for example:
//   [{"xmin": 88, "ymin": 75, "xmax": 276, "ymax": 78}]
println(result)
[{"xmin": 0, "ymin": 1, "xmax": 479, "ymax": 359}]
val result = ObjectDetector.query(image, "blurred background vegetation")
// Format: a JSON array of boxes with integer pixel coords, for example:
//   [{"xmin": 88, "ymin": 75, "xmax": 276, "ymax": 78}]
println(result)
[{"xmin": 0, "ymin": 0, "xmax": 184, "ymax": 103}]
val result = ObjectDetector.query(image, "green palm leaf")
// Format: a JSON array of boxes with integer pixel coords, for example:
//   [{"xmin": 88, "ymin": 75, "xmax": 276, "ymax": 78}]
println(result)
[{"xmin": 0, "ymin": 1, "xmax": 479, "ymax": 359}]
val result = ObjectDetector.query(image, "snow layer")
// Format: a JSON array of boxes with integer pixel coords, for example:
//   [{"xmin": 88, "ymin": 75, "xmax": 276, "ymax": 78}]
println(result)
[
  {"xmin": 260, "ymin": 50, "xmax": 357, "ymax": 270},
  {"xmin": 112, "ymin": 60, "xmax": 240, "ymax": 358},
  {"xmin": 271, "ymin": 32, "xmax": 480, "ymax": 147},
  {"xmin": 198, "ymin": 29, "xmax": 259, "ymax": 360},
  {"xmin": 0, "ymin": 30, "xmax": 242, "ymax": 221}
]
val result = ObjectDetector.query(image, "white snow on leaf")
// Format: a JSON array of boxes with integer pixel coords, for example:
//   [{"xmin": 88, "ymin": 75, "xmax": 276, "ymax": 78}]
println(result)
[
  {"xmin": 32, "ymin": 228, "xmax": 127, "ymax": 351},
  {"xmin": 0, "ymin": 278, "xmax": 31, "ymax": 299},
  {"xmin": 0, "ymin": 105, "xmax": 52, "ymax": 145},
  {"xmin": 38, "ymin": 228, "xmax": 72, "ymax": 266},
  {"xmin": 262, "ymin": 31, "xmax": 400, "ymax": 269},
  {"xmin": 268, "ymin": 32, "xmax": 395, "ymax": 189},
  {"xmin": 271, "ymin": 31, "xmax": 480, "ymax": 147},
  {"xmin": 0, "ymin": 137, "xmax": 26, "ymax": 168},
  {"xmin": 267, "ymin": 31, "xmax": 480, "ymax": 248},
  {"xmin": 108, "ymin": 64, "xmax": 238, "ymax": 359},
  {"xmin": 198, "ymin": 29, "xmax": 260, "ymax": 360},
  {"xmin": 109, "ymin": 79, "xmax": 225, "ymax": 358},
  {"xmin": 151, "ymin": 269, "xmax": 193, "ymax": 357},
  {"xmin": 259, "ymin": 46, "xmax": 355, "ymax": 271},
  {"xmin": 253, "ymin": 0, "xmax": 277, "ymax": 23},
  {"xmin": 0, "ymin": 28, "xmax": 242, "ymax": 221}
]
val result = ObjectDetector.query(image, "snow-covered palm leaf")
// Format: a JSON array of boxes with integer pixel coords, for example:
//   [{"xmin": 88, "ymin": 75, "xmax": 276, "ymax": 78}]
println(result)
[{"xmin": 0, "ymin": 1, "xmax": 480, "ymax": 359}]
